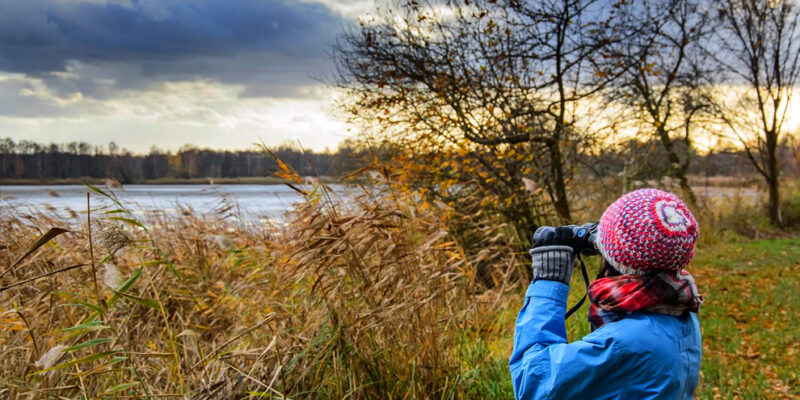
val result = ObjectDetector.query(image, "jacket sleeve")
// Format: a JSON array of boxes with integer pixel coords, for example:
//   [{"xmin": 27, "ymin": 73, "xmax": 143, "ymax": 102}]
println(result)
[{"xmin": 509, "ymin": 280, "xmax": 626, "ymax": 400}]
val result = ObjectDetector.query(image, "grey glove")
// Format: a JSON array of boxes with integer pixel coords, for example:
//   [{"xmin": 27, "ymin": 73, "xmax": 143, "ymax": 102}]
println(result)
[{"xmin": 529, "ymin": 245, "xmax": 576, "ymax": 284}]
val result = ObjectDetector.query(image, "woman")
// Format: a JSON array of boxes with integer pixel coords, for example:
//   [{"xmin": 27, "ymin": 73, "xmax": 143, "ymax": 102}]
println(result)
[{"xmin": 509, "ymin": 189, "xmax": 704, "ymax": 399}]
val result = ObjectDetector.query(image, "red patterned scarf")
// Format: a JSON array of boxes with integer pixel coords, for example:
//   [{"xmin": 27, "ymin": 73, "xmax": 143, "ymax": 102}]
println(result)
[{"xmin": 587, "ymin": 269, "xmax": 704, "ymax": 330}]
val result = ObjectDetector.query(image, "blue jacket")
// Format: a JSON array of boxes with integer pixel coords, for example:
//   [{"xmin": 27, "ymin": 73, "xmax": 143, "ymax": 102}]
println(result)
[{"xmin": 509, "ymin": 280, "xmax": 701, "ymax": 400}]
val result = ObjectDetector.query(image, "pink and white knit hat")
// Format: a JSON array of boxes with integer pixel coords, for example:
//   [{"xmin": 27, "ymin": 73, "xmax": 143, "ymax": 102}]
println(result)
[{"xmin": 596, "ymin": 188, "xmax": 699, "ymax": 274}]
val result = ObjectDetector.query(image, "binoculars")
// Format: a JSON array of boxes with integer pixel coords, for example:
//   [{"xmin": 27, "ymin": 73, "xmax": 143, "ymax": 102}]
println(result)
[
  {"xmin": 533, "ymin": 222, "xmax": 600, "ymax": 319},
  {"xmin": 533, "ymin": 222, "xmax": 599, "ymax": 256}
]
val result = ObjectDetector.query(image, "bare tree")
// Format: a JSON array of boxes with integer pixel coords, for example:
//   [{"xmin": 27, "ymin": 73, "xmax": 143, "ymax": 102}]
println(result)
[
  {"xmin": 713, "ymin": 0, "xmax": 800, "ymax": 226},
  {"xmin": 332, "ymin": 0, "xmax": 622, "ymax": 239},
  {"xmin": 607, "ymin": 0, "xmax": 715, "ymax": 208}
]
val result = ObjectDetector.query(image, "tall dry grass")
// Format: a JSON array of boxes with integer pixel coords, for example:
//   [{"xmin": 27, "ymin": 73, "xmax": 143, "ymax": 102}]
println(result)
[
  {"xmin": 4, "ymin": 170, "xmax": 798, "ymax": 399},
  {"xmin": 0, "ymin": 180, "xmax": 522, "ymax": 399}
]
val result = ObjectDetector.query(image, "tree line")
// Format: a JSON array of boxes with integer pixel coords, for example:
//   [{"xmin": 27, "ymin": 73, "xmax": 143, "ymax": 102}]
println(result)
[
  {"xmin": 2, "ymin": 136, "xmax": 796, "ymax": 184},
  {"xmin": 0, "ymin": 138, "xmax": 374, "ymax": 183}
]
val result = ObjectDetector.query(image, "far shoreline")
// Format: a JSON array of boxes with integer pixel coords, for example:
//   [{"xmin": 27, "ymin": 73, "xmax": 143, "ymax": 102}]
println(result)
[{"xmin": 0, "ymin": 176, "xmax": 342, "ymax": 186}]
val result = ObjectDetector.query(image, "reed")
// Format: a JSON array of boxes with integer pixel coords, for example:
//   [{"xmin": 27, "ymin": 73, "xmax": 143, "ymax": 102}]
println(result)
[
  {"xmin": 1, "ymin": 178, "xmax": 798, "ymax": 399},
  {"xmin": 0, "ymin": 179, "xmax": 521, "ymax": 399}
]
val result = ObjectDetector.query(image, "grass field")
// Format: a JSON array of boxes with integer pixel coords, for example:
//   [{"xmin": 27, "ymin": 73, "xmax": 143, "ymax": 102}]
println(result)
[
  {"xmin": 1, "ymin": 184, "xmax": 798, "ymax": 399},
  {"xmin": 691, "ymin": 238, "xmax": 800, "ymax": 399}
]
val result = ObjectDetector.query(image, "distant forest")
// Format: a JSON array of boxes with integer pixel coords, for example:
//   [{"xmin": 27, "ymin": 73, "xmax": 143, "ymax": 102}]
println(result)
[
  {"xmin": 0, "ymin": 137, "xmax": 798, "ymax": 183},
  {"xmin": 0, "ymin": 138, "xmax": 374, "ymax": 183}
]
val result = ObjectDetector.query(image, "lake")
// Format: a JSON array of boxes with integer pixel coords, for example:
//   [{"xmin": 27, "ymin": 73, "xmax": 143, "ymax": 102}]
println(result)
[
  {"xmin": 1, "ymin": 183, "xmax": 760, "ymax": 224},
  {"xmin": 0, "ymin": 184, "xmax": 330, "ymax": 222}
]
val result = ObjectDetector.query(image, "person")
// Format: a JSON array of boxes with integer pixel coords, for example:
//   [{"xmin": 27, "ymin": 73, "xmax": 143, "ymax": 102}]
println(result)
[{"xmin": 509, "ymin": 188, "xmax": 704, "ymax": 399}]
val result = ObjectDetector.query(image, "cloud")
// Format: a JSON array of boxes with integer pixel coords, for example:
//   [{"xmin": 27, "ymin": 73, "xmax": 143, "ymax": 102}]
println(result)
[
  {"xmin": 0, "ymin": 79, "xmax": 351, "ymax": 152},
  {"xmin": 0, "ymin": 0, "xmax": 347, "ymax": 100},
  {"xmin": 300, "ymin": 0, "xmax": 375, "ymax": 17},
  {"xmin": 0, "ymin": 73, "xmax": 111, "ymax": 118}
]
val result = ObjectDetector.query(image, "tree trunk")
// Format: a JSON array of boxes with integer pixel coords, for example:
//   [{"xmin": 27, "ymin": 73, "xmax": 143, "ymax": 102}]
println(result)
[
  {"xmin": 766, "ymin": 132, "xmax": 782, "ymax": 226},
  {"xmin": 656, "ymin": 128, "xmax": 698, "ymax": 209},
  {"xmin": 548, "ymin": 141, "xmax": 572, "ymax": 223},
  {"xmin": 675, "ymin": 168, "xmax": 698, "ymax": 211}
]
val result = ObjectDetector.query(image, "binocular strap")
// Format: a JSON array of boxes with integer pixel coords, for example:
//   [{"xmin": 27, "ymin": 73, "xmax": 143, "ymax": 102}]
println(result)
[{"xmin": 565, "ymin": 253, "xmax": 590, "ymax": 320}]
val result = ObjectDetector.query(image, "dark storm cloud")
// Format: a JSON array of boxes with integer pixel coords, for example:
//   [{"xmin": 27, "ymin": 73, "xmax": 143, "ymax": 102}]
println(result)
[{"xmin": 0, "ymin": 0, "xmax": 346, "ymax": 99}]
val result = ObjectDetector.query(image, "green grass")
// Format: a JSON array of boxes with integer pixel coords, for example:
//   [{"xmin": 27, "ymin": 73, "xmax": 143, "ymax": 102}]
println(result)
[{"xmin": 692, "ymin": 238, "xmax": 800, "ymax": 399}]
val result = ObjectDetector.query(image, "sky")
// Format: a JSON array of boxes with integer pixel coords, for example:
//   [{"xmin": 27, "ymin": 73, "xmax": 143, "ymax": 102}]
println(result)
[
  {"xmin": 0, "ymin": 0, "xmax": 374, "ymax": 153},
  {"xmin": 2, "ymin": 0, "xmax": 797, "ymax": 155}
]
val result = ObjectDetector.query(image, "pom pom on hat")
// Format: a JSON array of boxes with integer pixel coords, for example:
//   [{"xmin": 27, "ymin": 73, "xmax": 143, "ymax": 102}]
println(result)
[{"xmin": 596, "ymin": 188, "xmax": 698, "ymax": 274}]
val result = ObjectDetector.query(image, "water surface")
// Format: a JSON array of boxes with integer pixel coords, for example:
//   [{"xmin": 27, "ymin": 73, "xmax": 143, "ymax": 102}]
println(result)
[{"xmin": 0, "ymin": 184, "xmax": 323, "ymax": 222}]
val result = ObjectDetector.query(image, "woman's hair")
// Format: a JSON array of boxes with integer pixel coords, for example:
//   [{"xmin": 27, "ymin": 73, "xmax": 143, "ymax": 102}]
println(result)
[{"xmin": 597, "ymin": 258, "xmax": 622, "ymax": 279}]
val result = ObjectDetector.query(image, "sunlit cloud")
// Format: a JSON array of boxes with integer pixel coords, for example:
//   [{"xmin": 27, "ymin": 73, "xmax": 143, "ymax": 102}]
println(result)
[
  {"xmin": 0, "ymin": 74, "xmax": 350, "ymax": 152},
  {"xmin": 302, "ymin": 0, "xmax": 375, "ymax": 17}
]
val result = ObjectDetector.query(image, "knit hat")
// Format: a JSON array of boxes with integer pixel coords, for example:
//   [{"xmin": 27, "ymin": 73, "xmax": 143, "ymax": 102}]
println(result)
[{"xmin": 596, "ymin": 188, "xmax": 698, "ymax": 275}]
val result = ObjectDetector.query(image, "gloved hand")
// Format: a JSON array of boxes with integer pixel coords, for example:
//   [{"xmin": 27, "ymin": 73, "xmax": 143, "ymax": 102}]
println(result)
[
  {"xmin": 533, "ymin": 225, "xmax": 586, "ymax": 253},
  {"xmin": 529, "ymin": 226, "xmax": 579, "ymax": 284}
]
